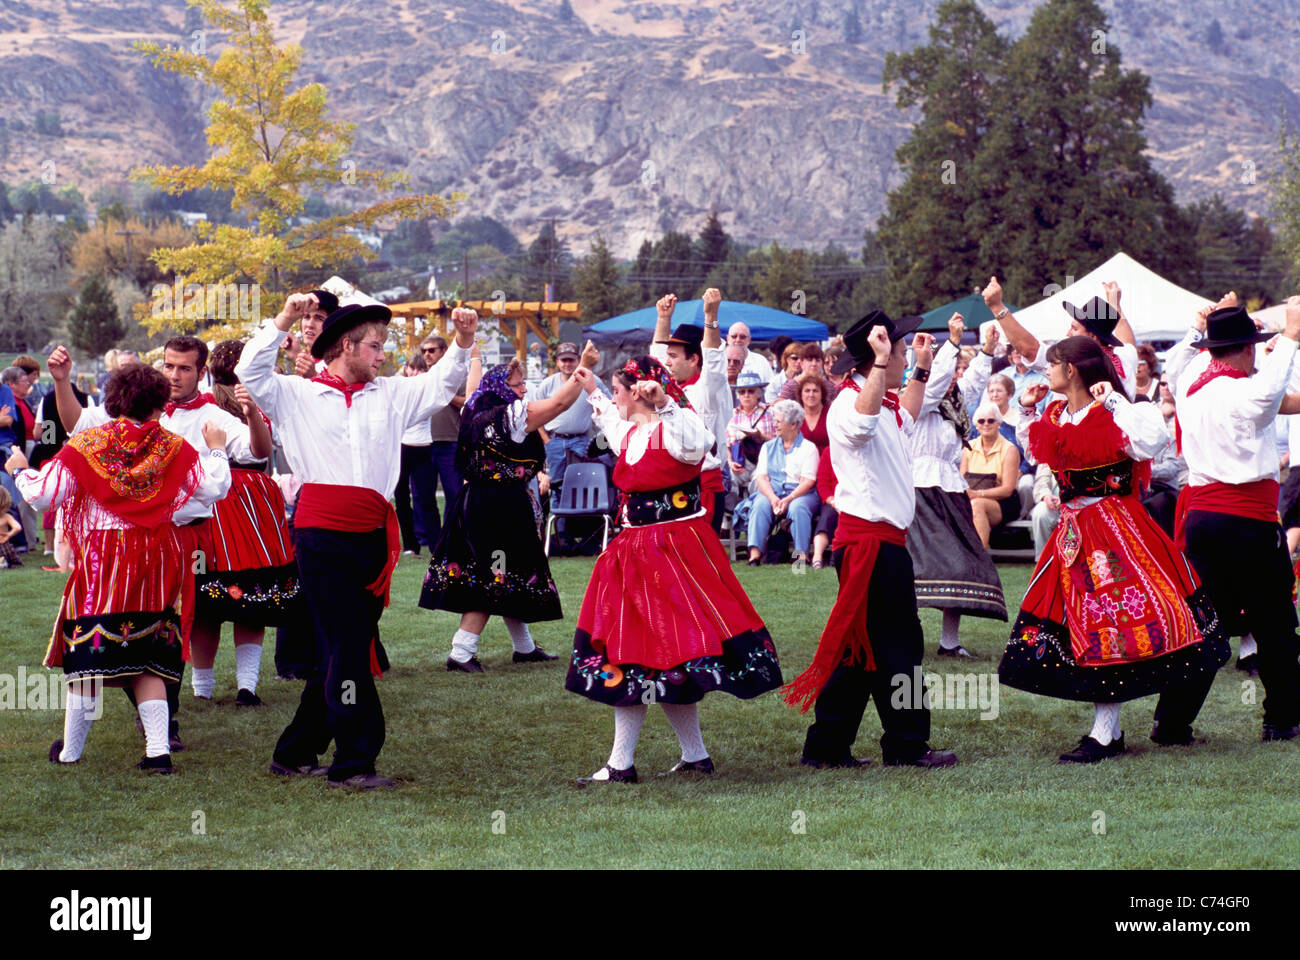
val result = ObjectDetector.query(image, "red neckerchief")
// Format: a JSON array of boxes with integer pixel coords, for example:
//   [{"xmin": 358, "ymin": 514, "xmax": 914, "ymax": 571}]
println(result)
[
  {"xmin": 678, "ymin": 371, "xmax": 701, "ymax": 388},
  {"xmin": 841, "ymin": 377, "xmax": 902, "ymax": 427},
  {"xmin": 1103, "ymin": 347, "xmax": 1125, "ymax": 382},
  {"xmin": 312, "ymin": 370, "xmax": 366, "ymax": 407},
  {"xmin": 1186, "ymin": 359, "xmax": 1249, "ymax": 397},
  {"xmin": 164, "ymin": 392, "xmax": 215, "ymax": 417}
]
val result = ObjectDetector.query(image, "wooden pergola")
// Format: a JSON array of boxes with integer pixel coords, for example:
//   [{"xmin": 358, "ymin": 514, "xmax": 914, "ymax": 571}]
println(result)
[{"xmin": 386, "ymin": 300, "xmax": 582, "ymax": 373}]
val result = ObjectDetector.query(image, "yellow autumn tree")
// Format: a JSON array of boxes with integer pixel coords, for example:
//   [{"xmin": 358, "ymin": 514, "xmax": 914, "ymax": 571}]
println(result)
[{"xmin": 132, "ymin": 0, "xmax": 461, "ymax": 341}]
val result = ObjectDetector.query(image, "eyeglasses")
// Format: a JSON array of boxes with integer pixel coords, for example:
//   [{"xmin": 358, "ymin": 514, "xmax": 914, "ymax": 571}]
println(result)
[
  {"xmin": 358, "ymin": 340, "xmax": 385, "ymax": 353},
  {"xmin": 976, "ymin": 418, "xmax": 999, "ymax": 425}
]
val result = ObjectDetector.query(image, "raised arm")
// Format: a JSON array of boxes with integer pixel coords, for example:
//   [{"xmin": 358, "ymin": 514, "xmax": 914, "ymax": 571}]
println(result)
[
  {"xmin": 701, "ymin": 288, "xmax": 723, "ymax": 351},
  {"xmin": 525, "ymin": 367, "xmax": 592, "ymax": 433},
  {"xmin": 396, "ymin": 307, "xmax": 475, "ymax": 426},
  {"xmin": 235, "ymin": 293, "xmax": 321, "ymax": 419},
  {"xmin": 900, "ymin": 332, "xmax": 936, "ymax": 422},
  {"xmin": 47, "ymin": 346, "xmax": 82, "ymax": 435},
  {"xmin": 982, "ymin": 275, "xmax": 1040, "ymax": 362},
  {"xmin": 1102, "ymin": 281, "xmax": 1136, "ymax": 347},
  {"xmin": 1093, "ymin": 384, "xmax": 1168, "ymax": 461},
  {"xmin": 959, "ymin": 326, "xmax": 998, "ymax": 410}
]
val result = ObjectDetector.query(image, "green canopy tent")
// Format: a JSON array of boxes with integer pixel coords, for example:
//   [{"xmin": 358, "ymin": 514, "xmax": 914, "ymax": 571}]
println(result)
[{"xmin": 918, "ymin": 292, "xmax": 1017, "ymax": 334}]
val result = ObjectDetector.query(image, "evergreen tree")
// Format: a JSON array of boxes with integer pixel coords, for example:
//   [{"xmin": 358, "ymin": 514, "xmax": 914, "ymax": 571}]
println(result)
[
  {"xmin": 524, "ymin": 221, "xmax": 573, "ymax": 300},
  {"xmin": 572, "ymin": 232, "xmax": 631, "ymax": 321},
  {"xmin": 696, "ymin": 209, "xmax": 730, "ymax": 273},
  {"xmin": 68, "ymin": 275, "xmax": 126, "ymax": 357},
  {"xmin": 756, "ymin": 242, "xmax": 817, "ymax": 316}
]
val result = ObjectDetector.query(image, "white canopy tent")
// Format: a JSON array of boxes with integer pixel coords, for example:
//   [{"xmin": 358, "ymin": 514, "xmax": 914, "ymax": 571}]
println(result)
[{"xmin": 993, "ymin": 252, "xmax": 1214, "ymax": 345}]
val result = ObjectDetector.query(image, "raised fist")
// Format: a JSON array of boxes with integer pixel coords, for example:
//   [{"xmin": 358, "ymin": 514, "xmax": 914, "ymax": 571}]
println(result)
[
  {"xmin": 982, "ymin": 276, "xmax": 1004, "ymax": 311},
  {"xmin": 1089, "ymin": 381, "xmax": 1113, "ymax": 403},
  {"xmin": 47, "ymin": 346, "xmax": 72, "ymax": 383},
  {"xmin": 948, "ymin": 313, "xmax": 965, "ymax": 344},
  {"xmin": 580, "ymin": 339, "xmax": 600, "ymax": 369},
  {"xmin": 702, "ymin": 288, "xmax": 722, "ymax": 316},
  {"xmin": 656, "ymin": 293, "xmax": 678, "ymax": 320},
  {"xmin": 911, "ymin": 332, "xmax": 935, "ymax": 367},
  {"xmin": 868, "ymin": 325, "xmax": 891, "ymax": 362},
  {"xmin": 1021, "ymin": 383, "xmax": 1049, "ymax": 408}
]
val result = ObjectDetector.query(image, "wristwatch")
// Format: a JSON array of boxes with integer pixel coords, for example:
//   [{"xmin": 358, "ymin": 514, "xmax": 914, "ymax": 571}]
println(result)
[{"xmin": 994, "ymin": 307, "xmax": 1009, "ymax": 320}]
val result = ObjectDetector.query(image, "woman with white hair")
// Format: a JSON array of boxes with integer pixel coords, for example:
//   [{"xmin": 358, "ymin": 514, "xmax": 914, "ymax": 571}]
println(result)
[
  {"xmin": 744, "ymin": 399, "xmax": 820, "ymax": 565},
  {"xmin": 961, "ymin": 399, "xmax": 1022, "ymax": 546}
]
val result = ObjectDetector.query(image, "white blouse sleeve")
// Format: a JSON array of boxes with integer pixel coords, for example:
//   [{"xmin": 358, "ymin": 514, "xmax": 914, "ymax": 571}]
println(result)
[
  {"xmin": 589, "ymin": 391, "xmax": 635, "ymax": 455},
  {"xmin": 15, "ymin": 460, "xmax": 74, "ymax": 512},
  {"xmin": 505, "ymin": 398, "xmax": 530, "ymax": 443},
  {"xmin": 1102, "ymin": 392, "xmax": 1168, "ymax": 462},
  {"xmin": 1016, "ymin": 404, "xmax": 1042, "ymax": 465},
  {"xmin": 657, "ymin": 399, "xmax": 711, "ymax": 465}
]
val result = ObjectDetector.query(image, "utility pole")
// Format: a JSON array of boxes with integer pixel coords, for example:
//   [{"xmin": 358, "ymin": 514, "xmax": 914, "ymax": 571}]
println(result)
[{"xmin": 115, "ymin": 227, "xmax": 140, "ymax": 278}]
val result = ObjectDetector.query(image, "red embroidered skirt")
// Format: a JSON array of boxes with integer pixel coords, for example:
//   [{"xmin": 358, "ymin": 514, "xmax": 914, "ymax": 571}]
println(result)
[
  {"xmin": 195, "ymin": 468, "xmax": 304, "ymax": 626},
  {"xmin": 45, "ymin": 526, "xmax": 188, "ymax": 684},
  {"xmin": 565, "ymin": 516, "xmax": 782, "ymax": 706},
  {"xmin": 999, "ymin": 493, "xmax": 1229, "ymax": 702}
]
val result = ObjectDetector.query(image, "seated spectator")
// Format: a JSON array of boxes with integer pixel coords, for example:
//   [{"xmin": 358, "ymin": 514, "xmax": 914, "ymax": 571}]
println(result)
[
  {"xmin": 1134, "ymin": 343, "xmax": 1160, "ymax": 401},
  {"xmin": 795, "ymin": 372, "xmax": 830, "ymax": 454},
  {"xmin": 778, "ymin": 343, "xmax": 833, "ymax": 400},
  {"xmin": 961, "ymin": 401, "xmax": 1022, "ymax": 546},
  {"xmin": 741, "ymin": 399, "xmax": 819, "ymax": 566},
  {"xmin": 765, "ymin": 342, "xmax": 804, "ymax": 403},
  {"xmin": 725, "ymin": 344, "xmax": 744, "ymax": 387},
  {"xmin": 725, "ymin": 372, "xmax": 774, "ymax": 498},
  {"xmin": 810, "ymin": 445, "xmax": 838, "ymax": 570},
  {"xmin": 983, "ymin": 373, "xmax": 1019, "ymax": 427},
  {"xmin": 726, "ymin": 321, "xmax": 774, "ymax": 383},
  {"xmin": 1030, "ymin": 462, "xmax": 1060, "ymax": 560}
]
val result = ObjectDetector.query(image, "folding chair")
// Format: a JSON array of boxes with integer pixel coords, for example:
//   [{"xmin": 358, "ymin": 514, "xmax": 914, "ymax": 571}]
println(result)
[{"xmin": 544, "ymin": 462, "xmax": 612, "ymax": 556}]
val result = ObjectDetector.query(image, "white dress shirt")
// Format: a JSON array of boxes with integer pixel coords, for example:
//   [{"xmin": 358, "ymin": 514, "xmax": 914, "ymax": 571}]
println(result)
[
  {"xmin": 911, "ymin": 342, "xmax": 992, "ymax": 492},
  {"xmin": 234, "ymin": 319, "xmax": 470, "ymax": 500},
  {"xmin": 740, "ymin": 350, "xmax": 773, "ymax": 383},
  {"xmin": 1164, "ymin": 329, "xmax": 1297, "ymax": 487},
  {"xmin": 590, "ymin": 392, "xmax": 711, "ymax": 523},
  {"xmin": 826, "ymin": 372, "xmax": 916, "ymax": 529},
  {"xmin": 16, "ymin": 441, "xmax": 231, "ymax": 527},
  {"xmin": 74, "ymin": 400, "xmax": 252, "ymax": 519},
  {"xmin": 649, "ymin": 342, "xmax": 730, "ymax": 473},
  {"xmin": 1016, "ymin": 392, "xmax": 1168, "ymax": 508}
]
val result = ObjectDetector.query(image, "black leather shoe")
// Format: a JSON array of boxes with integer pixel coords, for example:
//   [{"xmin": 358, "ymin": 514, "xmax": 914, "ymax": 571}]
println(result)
[
  {"xmin": 235, "ymin": 688, "xmax": 262, "ymax": 707},
  {"xmin": 1150, "ymin": 723, "xmax": 1196, "ymax": 746},
  {"xmin": 936, "ymin": 644, "xmax": 979, "ymax": 660},
  {"xmin": 169, "ymin": 720, "xmax": 185, "ymax": 753},
  {"xmin": 326, "ymin": 773, "xmax": 395, "ymax": 790},
  {"xmin": 575, "ymin": 764, "xmax": 638, "ymax": 786},
  {"xmin": 1058, "ymin": 734, "xmax": 1125, "ymax": 764},
  {"xmin": 446, "ymin": 656, "xmax": 485, "ymax": 673},
  {"xmin": 1236, "ymin": 653, "xmax": 1258, "ymax": 676},
  {"xmin": 269, "ymin": 759, "xmax": 328, "ymax": 777},
  {"xmin": 512, "ymin": 646, "xmax": 558, "ymax": 663},
  {"xmin": 48, "ymin": 739, "xmax": 77, "ymax": 765},
  {"xmin": 885, "ymin": 749, "xmax": 958, "ymax": 768},
  {"xmin": 1262, "ymin": 723, "xmax": 1300, "ymax": 742},
  {"xmin": 659, "ymin": 757, "xmax": 715, "ymax": 776},
  {"xmin": 800, "ymin": 755, "xmax": 872, "ymax": 769},
  {"xmin": 135, "ymin": 753, "xmax": 174, "ymax": 774}
]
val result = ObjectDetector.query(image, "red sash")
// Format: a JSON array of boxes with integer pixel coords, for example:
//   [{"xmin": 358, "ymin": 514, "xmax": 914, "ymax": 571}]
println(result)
[
  {"xmin": 295, "ymin": 483, "xmax": 400, "ymax": 678},
  {"xmin": 1174, "ymin": 479, "xmax": 1280, "ymax": 551},
  {"xmin": 782, "ymin": 515, "xmax": 907, "ymax": 712}
]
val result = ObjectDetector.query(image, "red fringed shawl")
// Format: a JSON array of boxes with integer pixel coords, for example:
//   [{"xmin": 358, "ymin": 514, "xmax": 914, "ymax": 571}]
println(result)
[{"xmin": 1027, "ymin": 400, "xmax": 1151, "ymax": 492}]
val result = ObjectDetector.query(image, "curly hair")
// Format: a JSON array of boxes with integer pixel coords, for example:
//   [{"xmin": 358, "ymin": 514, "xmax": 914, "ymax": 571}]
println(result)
[{"xmin": 105, "ymin": 365, "xmax": 171, "ymax": 421}]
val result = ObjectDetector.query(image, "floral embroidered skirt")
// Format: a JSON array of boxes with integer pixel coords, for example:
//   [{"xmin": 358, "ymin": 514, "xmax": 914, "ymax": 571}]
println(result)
[
  {"xmin": 45, "ymin": 527, "xmax": 186, "ymax": 684},
  {"xmin": 999, "ymin": 493, "xmax": 1229, "ymax": 702},
  {"xmin": 420, "ymin": 480, "xmax": 562, "ymax": 622},
  {"xmin": 194, "ymin": 468, "xmax": 305, "ymax": 627},
  {"xmin": 564, "ymin": 516, "xmax": 782, "ymax": 706}
]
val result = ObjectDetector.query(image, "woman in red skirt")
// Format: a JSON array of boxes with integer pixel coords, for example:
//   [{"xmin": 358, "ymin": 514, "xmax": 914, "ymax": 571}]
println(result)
[
  {"xmin": 998, "ymin": 337, "xmax": 1229, "ymax": 763},
  {"xmin": 189, "ymin": 340, "xmax": 306, "ymax": 706},
  {"xmin": 565, "ymin": 357, "xmax": 782, "ymax": 784},
  {"xmin": 7, "ymin": 364, "xmax": 232, "ymax": 772}
]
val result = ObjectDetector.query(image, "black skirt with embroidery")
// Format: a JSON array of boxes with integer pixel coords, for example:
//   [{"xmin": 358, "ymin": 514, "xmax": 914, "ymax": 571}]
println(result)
[{"xmin": 418, "ymin": 398, "xmax": 562, "ymax": 622}]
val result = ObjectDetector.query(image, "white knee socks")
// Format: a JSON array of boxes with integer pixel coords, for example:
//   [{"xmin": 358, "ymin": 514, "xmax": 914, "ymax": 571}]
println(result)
[
  {"xmin": 138, "ymin": 699, "xmax": 170, "ymax": 758},
  {"xmin": 661, "ymin": 702, "xmax": 709, "ymax": 763},
  {"xmin": 450, "ymin": 628, "xmax": 480, "ymax": 663},
  {"xmin": 1240, "ymin": 633, "xmax": 1258, "ymax": 659},
  {"xmin": 588, "ymin": 704, "xmax": 648, "ymax": 778},
  {"xmin": 1089, "ymin": 702, "xmax": 1122, "ymax": 745},
  {"xmin": 191, "ymin": 666, "xmax": 215, "ymax": 699},
  {"xmin": 504, "ymin": 617, "xmax": 536, "ymax": 654},
  {"xmin": 234, "ymin": 643, "xmax": 262, "ymax": 693},
  {"xmin": 939, "ymin": 610, "xmax": 962, "ymax": 650},
  {"xmin": 59, "ymin": 691, "xmax": 100, "ymax": 762}
]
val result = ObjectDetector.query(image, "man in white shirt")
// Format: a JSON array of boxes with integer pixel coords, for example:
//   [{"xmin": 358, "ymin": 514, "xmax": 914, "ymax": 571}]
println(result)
[
  {"xmin": 1163, "ymin": 296, "xmax": 1300, "ymax": 743},
  {"xmin": 651, "ymin": 288, "xmax": 733, "ymax": 533},
  {"xmin": 982, "ymin": 276, "xmax": 1139, "ymax": 400},
  {"xmin": 726, "ymin": 321, "xmax": 773, "ymax": 383},
  {"xmin": 785, "ymin": 310, "xmax": 957, "ymax": 769},
  {"xmin": 237, "ymin": 295, "xmax": 474, "ymax": 788}
]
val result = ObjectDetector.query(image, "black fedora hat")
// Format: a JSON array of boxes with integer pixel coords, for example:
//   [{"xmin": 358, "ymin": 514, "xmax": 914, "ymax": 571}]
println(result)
[
  {"xmin": 830, "ymin": 310, "xmax": 923, "ymax": 376},
  {"xmin": 307, "ymin": 289, "xmax": 340, "ymax": 315},
  {"xmin": 1062, "ymin": 297, "xmax": 1122, "ymax": 347},
  {"xmin": 311, "ymin": 303, "xmax": 393, "ymax": 359},
  {"xmin": 1200, "ymin": 305, "xmax": 1271, "ymax": 350},
  {"xmin": 655, "ymin": 323, "xmax": 704, "ymax": 348}
]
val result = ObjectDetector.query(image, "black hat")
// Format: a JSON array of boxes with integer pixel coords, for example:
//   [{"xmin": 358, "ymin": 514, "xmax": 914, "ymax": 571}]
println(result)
[
  {"xmin": 1062, "ymin": 297, "xmax": 1122, "ymax": 347},
  {"xmin": 655, "ymin": 323, "xmax": 704, "ymax": 348},
  {"xmin": 1200, "ymin": 305, "xmax": 1271, "ymax": 350},
  {"xmin": 308, "ymin": 289, "xmax": 340, "ymax": 315},
  {"xmin": 311, "ymin": 303, "xmax": 392, "ymax": 359},
  {"xmin": 830, "ymin": 309, "xmax": 923, "ymax": 376}
]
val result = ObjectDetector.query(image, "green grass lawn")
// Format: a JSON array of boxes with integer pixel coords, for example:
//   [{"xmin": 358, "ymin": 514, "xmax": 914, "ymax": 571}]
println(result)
[{"xmin": 1, "ymin": 551, "xmax": 1296, "ymax": 869}]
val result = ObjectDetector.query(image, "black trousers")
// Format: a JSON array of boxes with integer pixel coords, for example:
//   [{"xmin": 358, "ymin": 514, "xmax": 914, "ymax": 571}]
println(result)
[
  {"xmin": 274, "ymin": 514, "xmax": 314, "ymax": 679},
  {"xmin": 273, "ymin": 527, "xmax": 388, "ymax": 780},
  {"xmin": 1180, "ymin": 510, "xmax": 1300, "ymax": 728},
  {"xmin": 802, "ymin": 540, "xmax": 931, "ymax": 763}
]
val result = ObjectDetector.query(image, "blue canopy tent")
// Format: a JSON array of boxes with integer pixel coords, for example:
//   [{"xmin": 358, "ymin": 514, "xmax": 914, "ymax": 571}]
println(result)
[
  {"xmin": 919, "ymin": 292, "xmax": 1017, "ymax": 334},
  {"xmin": 585, "ymin": 300, "xmax": 829, "ymax": 343}
]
